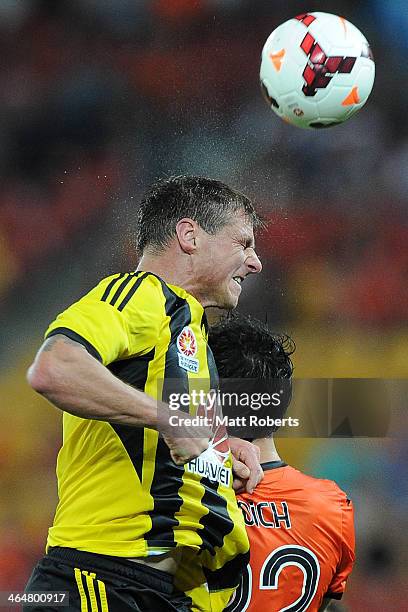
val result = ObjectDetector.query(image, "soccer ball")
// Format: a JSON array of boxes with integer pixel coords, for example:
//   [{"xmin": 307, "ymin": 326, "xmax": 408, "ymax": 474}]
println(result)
[{"xmin": 260, "ymin": 12, "xmax": 375, "ymax": 129}]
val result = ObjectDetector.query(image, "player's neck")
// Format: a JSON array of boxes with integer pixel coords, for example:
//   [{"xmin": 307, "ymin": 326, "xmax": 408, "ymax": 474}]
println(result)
[
  {"xmin": 136, "ymin": 253, "xmax": 195, "ymax": 296},
  {"xmin": 253, "ymin": 438, "xmax": 282, "ymax": 464},
  {"xmin": 136, "ymin": 251, "xmax": 217, "ymax": 308}
]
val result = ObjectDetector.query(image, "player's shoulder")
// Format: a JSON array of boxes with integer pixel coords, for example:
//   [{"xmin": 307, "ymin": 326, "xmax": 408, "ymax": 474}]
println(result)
[
  {"xmin": 88, "ymin": 271, "xmax": 163, "ymax": 308},
  {"xmin": 284, "ymin": 465, "xmax": 350, "ymax": 503},
  {"xmin": 94, "ymin": 271, "xmax": 192, "ymax": 301},
  {"xmin": 95, "ymin": 270, "xmax": 160, "ymax": 293},
  {"xmin": 83, "ymin": 272, "xmax": 201, "ymax": 326}
]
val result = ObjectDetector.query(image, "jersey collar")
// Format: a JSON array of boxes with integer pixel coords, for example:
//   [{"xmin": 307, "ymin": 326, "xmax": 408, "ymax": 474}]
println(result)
[{"xmin": 261, "ymin": 460, "xmax": 287, "ymax": 471}]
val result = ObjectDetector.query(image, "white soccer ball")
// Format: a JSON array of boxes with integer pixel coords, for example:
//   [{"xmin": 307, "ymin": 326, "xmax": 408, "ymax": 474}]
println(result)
[{"xmin": 260, "ymin": 12, "xmax": 375, "ymax": 129}]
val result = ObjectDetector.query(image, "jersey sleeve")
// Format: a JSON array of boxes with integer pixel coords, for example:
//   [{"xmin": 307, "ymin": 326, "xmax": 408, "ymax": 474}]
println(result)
[
  {"xmin": 326, "ymin": 496, "xmax": 356, "ymax": 599},
  {"xmin": 45, "ymin": 272, "xmax": 162, "ymax": 366}
]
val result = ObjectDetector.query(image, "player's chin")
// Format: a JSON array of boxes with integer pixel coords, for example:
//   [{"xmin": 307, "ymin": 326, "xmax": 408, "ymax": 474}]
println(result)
[
  {"xmin": 211, "ymin": 282, "xmax": 241, "ymax": 309},
  {"xmin": 223, "ymin": 288, "xmax": 240, "ymax": 310}
]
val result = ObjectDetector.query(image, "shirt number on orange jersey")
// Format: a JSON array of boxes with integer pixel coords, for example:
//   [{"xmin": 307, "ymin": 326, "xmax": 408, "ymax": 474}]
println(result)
[{"xmin": 226, "ymin": 544, "xmax": 321, "ymax": 612}]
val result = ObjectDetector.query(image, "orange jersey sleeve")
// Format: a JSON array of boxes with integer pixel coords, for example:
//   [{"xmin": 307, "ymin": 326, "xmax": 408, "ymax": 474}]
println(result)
[
  {"xmin": 226, "ymin": 463, "xmax": 355, "ymax": 612},
  {"xmin": 326, "ymin": 493, "xmax": 355, "ymax": 599}
]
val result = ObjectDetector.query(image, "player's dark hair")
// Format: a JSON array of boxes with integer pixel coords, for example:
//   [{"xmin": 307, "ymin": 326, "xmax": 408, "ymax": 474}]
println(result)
[
  {"xmin": 209, "ymin": 313, "xmax": 295, "ymax": 438},
  {"xmin": 136, "ymin": 175, "xmax": 261, "ymax": 253}
]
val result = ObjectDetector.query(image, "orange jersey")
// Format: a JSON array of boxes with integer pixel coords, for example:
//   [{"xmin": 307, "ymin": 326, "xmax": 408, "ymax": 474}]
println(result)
[{"xmin": 228, "ymin": 462, "xmax": 355, "ymax": 612}]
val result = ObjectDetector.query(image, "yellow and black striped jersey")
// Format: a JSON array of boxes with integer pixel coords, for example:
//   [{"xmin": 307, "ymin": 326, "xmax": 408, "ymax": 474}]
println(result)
[{"xmin": 44, "ymin": 271, "xmax": 248, "ymax": 585}]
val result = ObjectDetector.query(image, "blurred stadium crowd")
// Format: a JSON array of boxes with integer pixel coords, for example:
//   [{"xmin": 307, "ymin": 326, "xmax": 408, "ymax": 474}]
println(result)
[{"xmin": 0, "ymin": 1, "xmax": 407, "ymax": 609}]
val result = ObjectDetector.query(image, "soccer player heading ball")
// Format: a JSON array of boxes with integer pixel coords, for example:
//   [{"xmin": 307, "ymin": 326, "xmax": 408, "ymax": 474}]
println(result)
[
  {"xmin": 24, "ymin": 176, "xmax": 263, "ymax": 611},
  {"xmin": 209, "ymin": 314, "xmax": 356, "ymax": 612}
]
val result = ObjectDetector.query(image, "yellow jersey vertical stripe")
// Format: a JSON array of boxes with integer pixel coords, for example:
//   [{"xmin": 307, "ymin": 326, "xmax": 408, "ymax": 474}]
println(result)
[{"xmin": 74, "ymin": 568, "xmax": 88, "ymax": 612}]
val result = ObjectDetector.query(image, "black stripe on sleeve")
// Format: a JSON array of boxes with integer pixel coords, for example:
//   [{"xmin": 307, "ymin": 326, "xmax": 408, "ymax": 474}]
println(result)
[
  {"xmin": 45, "ymin": 327, "xmax": 102, "ymax": 362},
  {"xmin": 117, "ymin": 272, "xmax": 150, "ymax": 312},
  {"xmin": 101, "ymin": 273, "xmax": 125, "ymax": 302},
  {"xmin": 108, "ymin": 273, "xmax": 135, "ymax": 307}
]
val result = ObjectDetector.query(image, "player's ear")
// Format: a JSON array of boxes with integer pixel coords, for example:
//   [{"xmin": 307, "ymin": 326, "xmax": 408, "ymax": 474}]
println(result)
[{"xmin": 176, "ymin": 218, "xmax": 198, "ymax": 254}]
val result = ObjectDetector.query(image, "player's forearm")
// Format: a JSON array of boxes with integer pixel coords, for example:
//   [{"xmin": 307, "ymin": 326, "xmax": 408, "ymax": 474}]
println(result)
[{"xmin": 27, "ymin": 334, "xmax": 164, "ymax": 428}]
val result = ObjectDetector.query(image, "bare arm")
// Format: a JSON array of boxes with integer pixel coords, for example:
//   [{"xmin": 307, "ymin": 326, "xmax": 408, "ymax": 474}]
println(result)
[
  {"xmin": 28, "ymin": 334, "xmax": 161, "ymax": 426},
  {"xmin": 27, "ymin": 334, "xmax": 210, "ymax": 462}
]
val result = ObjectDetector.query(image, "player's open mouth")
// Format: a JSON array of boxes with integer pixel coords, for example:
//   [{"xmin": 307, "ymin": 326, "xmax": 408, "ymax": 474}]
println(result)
[{"xmin": 232, "ymin": 276, "xmax": 244, "ymax": 287}]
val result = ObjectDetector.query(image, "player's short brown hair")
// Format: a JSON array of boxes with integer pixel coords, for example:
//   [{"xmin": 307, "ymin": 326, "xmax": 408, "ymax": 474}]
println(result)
[{"xmin": 136, "ymin": 175, "xmax": 261, "ymax": 253}]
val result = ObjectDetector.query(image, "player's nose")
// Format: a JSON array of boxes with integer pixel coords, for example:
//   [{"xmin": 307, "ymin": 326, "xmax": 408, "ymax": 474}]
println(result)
[{"xmin": 246, "ymin": 249, "xmax": 262, "ymax": 274}]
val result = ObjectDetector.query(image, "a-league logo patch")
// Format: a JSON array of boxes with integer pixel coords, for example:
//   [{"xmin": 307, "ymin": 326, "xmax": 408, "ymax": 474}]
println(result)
[{"xmin": 177, "ymin": 326, "xmax": 199, "ymax": 373}]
